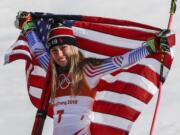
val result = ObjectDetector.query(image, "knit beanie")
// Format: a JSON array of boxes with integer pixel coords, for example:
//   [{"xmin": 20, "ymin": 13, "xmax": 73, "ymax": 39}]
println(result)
[{"xmin": 47, "ymin": 23, "xmax": 76, "ymax": 50}]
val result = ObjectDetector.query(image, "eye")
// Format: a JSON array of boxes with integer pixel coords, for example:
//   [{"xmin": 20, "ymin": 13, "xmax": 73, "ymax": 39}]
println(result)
[
  {"xmin": 50, "ymin": 48, "xmax": 58, "ymax": 54},
  {"xmin": 61, "ymin": 45, "xmax": 67, "ymax": 49}
]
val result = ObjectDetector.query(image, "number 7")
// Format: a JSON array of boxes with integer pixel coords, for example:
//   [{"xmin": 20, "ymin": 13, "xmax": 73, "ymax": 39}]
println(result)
[{"xmin": 57, "ymin": 110, "xmax": 64, "ymax": 123}]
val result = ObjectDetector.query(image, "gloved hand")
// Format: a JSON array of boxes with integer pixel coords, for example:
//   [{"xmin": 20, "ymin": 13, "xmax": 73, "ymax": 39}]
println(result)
[
  {"xmin": 146, "ymin": 29, "xmax": 175, "ymax": 53},
  {"xmin": 157, "ymin": 30, "xmax": 173, "ymax": 52},
  {"xmin": 15, "ymin": 11, "xmax": 36, "ymax": 34}
]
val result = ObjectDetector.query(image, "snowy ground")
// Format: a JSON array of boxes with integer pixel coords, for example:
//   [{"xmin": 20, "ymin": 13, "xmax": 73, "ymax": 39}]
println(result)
[{"xmin": 0, "ymin": 0, "xmax": 179, "ymax": 135}]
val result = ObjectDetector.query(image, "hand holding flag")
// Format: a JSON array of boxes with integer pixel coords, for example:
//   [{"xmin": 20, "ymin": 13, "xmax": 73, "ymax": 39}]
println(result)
[
  {"xmin": 146, "ymin": 29, "xmax": 175, "ymax": 53},
  {"xmin": 15, "ymin": 11, "xmax": 36, "ymax": 33}
]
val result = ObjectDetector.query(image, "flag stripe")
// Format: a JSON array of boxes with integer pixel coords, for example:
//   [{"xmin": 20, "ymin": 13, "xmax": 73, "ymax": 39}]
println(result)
[
  {"xmin": 95, "ymin": 80, "xmax": 153, "ymax": 104},
  {"xmin": 5, "ymin": 52, "xmax": 31, "ymax": 63},
  {"xmin": 147, "ymin": 54, "xmax": 172, "ymax": 69},
  {"xmin": 29, "ymin": 86, "xmax": 43, "ymax": 99},
  {"xmin": 73, "ymin": 26, "xmax": 145, "ymax": 49},
  {"xmin": 80, "ymin": 49, "xmax": 108, "ymax": 59},
  {"xmin": 101, "ymin": 72, "xmax": 158, "ymax": 95},
  {"xmin": 91, "ymin": 123, "xmax": 128, "ymax": 135},
  {"xmin": 31, "ymin": 65, "xmax": 47, "ymax": 77},
  {"xmin": 74, "ymin": 22, "xmax": 158, "ymax": 41},
  {"xmin": 95, "ymin": 91, "xmax": 146, "ymax": 112},
  {"xmin": 111, "ymin": 64, "xmax": 168, "ymax": 87},
  {"xmin": 82, "ymin": 16, "xmax": 161, "ymax": 31},
  {"xmin": 26, "ymin": 62, "xmax": 33, "ymax": 81},
  {"xmin": 76, "ymin": 37, "xmax": 129, "ymax": 56},
  {"xmin": 92, "ymin": 112, "xmax": 133, "ymax": 132},
  {"xmin": 13, "ymin": 40, "xmax": 29, "ymax": 47},
  {"xmin": 93, "ymin": 100, "xmax": 140, "ymax": 121},
  {"xmin": 28, "ymin": 75, "xmax": 47, "ymax": 90}
]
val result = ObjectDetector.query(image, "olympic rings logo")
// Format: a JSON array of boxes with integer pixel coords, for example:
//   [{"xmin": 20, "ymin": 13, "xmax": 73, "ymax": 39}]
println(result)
[{"xmin": 57, "ymin": 74, "xmax": 71, "ymax": 90}]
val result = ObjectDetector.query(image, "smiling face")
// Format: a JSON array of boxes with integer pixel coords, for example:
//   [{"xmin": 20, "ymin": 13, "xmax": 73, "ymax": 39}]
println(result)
[{"xmin": 50, "ymin": 44, "xmax": 74, "ymax": 67}]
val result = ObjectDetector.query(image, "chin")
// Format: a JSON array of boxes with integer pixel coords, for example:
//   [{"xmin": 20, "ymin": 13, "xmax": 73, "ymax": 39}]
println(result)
[
  {"xmin": 59, "ymin": 62, "xmax": 68, "ymax": 67},
  {"xmin": 55, "ymin": 59, "xmax": 69, "ymax": 67}
]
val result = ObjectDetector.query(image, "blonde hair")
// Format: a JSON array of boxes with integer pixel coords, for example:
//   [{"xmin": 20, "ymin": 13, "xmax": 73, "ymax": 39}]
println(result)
[{"xmin": 50, "ymin": 46, "xmax": 104, "ymax": 101}]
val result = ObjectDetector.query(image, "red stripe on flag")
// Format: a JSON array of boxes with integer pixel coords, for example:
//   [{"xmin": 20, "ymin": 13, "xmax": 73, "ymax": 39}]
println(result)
[
  {"xmin": 147, "ymin": 53, "xmax": 173, "ymax": 69},
  {"xmin": 28, "ymin": 94, "xmax": 41, "ymax": 108},
  {"xmin": 8, "ymin": 54, "xmax": 31, "ymax": 63},
  {"xmin": 74, "ymin": 21, "xmax": 158, "ymax": 41},
  {"xmin": 76, "ymin": 37, "xmax": 129, "ymax": 56},
  {"xmin": 81, "ymin": 16, "xmax": 161, "ymax": 31},
  {"xmin": 90, "ymin": 123, "xmax": 129, "ymax": 135},
  {"xmin": 93, "ymin": 100, "xmax": 140, "ymax": 121},
  {"xmin": 95, "ymin": 80, "xmax": 153, "ymax": 104},
  {"xmin": 167, "ymin": 34, "xmax": 176, "ymax": 47},
  {"xmin": 112, "ymin": 65, "xmax": 160, "ymax": 87},
  {"xmin": 18, "ymin": 35, "xmax": 27, "ymax": 41},
  {"xmin": 13, "ymin": 45, "xmax": 30, "ymax": 52},
  {"xmin": 28, "ymin": 75, "xmax": 47, "ymax": 90}
]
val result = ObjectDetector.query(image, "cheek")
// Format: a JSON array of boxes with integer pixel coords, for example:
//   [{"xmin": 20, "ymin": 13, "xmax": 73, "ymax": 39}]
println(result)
[
  {"xmin": 64, "ymin": 49, "xmax": 73, "ymax": 57},
  {"xmin": 50, "ymin": 53, "xmax": 59, "ymax": 62}
]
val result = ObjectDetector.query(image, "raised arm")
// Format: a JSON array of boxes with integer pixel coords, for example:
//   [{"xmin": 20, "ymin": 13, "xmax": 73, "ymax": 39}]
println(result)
[
  {"xmin": 114, "ymin": 30, "xmax": 174, "ymax": 68},
  {"xmin": 84, "ymin": 31, "xmax": 173, "ymax": 79},
  {"xmin": 110, "ymin": 45, "xmax": 150, "ymax": 68},
  {"xmin": 15, "ymin": 11, "xmax": 50, "ymax": 71}
]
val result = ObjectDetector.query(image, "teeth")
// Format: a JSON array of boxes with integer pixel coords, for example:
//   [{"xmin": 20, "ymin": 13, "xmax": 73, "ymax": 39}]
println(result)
[
  {"xmin": 60, "ymin": 59, "xmax": 65, "ymax": 61},
  {"xmin": 59, "ymin": 58, "xmax": 66, "ymax": 61},
  {"xmin": 59, "ymin": 57, "xmax": 65, "ymax": 59}
]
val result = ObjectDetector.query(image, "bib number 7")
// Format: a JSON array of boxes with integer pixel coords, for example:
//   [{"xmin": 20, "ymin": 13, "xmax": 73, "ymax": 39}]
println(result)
[{"xmin": 57, "ymin": 110, "xmax": 64, "ymax": 123}]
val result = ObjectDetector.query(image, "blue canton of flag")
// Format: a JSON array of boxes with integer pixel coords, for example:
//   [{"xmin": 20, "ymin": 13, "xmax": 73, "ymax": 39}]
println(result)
[{"xmin": 35, "ymin": 17, "xmax": 54, "ymax": 50}]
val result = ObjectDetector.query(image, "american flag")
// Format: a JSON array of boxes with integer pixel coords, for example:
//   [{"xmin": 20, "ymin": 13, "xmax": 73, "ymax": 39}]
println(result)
[{"xmin": 5, "ymin": 13, "xmax": 175, "ymax": 135}]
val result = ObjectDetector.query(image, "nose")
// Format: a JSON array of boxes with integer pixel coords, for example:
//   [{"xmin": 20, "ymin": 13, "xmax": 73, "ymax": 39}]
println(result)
[{"xmin": 56, "ymin": 48, "xmax": 64, "ymax": 57}]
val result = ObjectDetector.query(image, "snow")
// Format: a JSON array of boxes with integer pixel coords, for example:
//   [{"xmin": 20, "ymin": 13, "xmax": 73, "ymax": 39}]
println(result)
[{"xmin": 0, "ymin": 0, "xmax": 179, "ymax": 134}]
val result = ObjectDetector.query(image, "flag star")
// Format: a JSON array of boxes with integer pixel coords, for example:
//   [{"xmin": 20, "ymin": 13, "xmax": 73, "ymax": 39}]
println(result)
[
  {"xmin": 46, "ymin": 25, "xmax": 49, "ymax": 29},
  {"xmin": 42, "ymin": 36, "xmax": 45, "ymax": 41},
  {"xmin": 37, "ymin": 21, "xmax": 41, "ymax": 25},
  {"xmin": 40, "ymin": 28, "xmax": 43, "ymax": 33}
]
